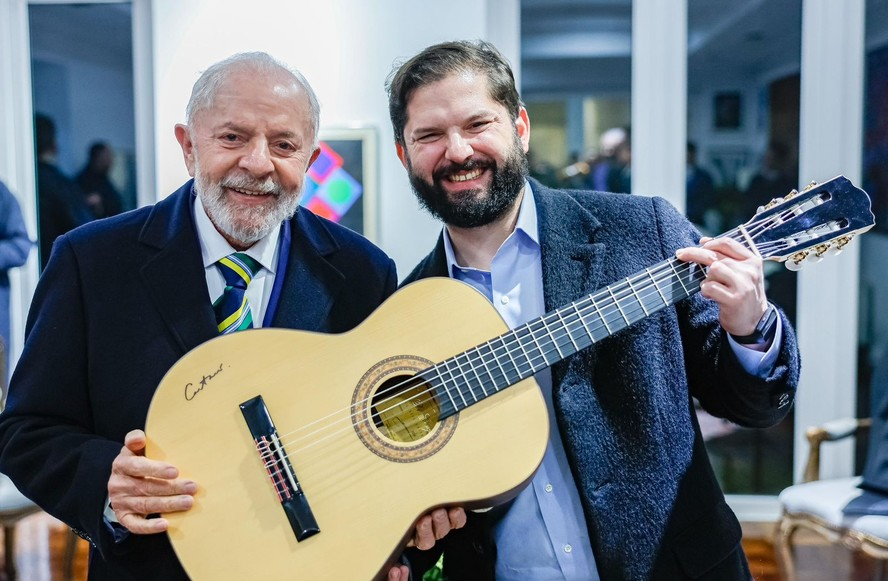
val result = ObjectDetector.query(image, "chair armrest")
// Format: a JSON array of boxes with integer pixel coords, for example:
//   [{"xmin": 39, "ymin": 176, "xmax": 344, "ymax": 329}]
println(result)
[{"xmin": 803, "ymin": 417, "xmax": 871, "ymax": 483}]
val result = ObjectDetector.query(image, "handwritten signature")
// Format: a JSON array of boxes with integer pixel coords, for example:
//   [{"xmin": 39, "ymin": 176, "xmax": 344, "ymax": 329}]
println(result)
[{"xmin": 184, "ymin": 362, "xmax": 225, "ymax": 401}]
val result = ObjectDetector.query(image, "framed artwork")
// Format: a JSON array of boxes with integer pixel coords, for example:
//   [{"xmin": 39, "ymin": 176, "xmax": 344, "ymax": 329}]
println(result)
[
  {"xmin": 301, "ymin": 127, "xmax": 378, "ymax": 242},
  {"xmin": 713, "ymin": 92, "xmax": 742, "ymax": 130}
]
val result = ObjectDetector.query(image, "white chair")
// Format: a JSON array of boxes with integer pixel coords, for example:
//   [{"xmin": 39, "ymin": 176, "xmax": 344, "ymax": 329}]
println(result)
[{"xmin": 774, "ymin": 417, "xmax": 888, "ymax": 580}]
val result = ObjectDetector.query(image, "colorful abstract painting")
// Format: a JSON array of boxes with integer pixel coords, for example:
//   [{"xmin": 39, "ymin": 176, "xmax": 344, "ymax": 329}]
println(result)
[{"xmin": 301, "ymin": 129, "xmax": 376, "ymax": 239}]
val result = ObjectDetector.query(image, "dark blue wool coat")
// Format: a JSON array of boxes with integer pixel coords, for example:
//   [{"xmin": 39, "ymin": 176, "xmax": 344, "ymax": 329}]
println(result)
[{"xmin": 404, "ymin": 180, "xmax": 800, "ymax": 580}]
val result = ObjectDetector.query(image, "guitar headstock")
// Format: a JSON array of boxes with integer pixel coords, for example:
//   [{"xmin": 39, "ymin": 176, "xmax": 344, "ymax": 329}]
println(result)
[{"xmin": 735, "ymin": 175, "xmax": 875, "ymax": 270}]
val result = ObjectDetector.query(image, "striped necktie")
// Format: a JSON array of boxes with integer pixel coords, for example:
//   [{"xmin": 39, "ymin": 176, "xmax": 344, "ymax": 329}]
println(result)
[{"xmin": 213, "ymin": 253, "xmax": 261, "ymax": 334}]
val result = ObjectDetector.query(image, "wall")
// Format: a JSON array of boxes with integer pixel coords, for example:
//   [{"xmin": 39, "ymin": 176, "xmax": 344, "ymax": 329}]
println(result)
[{"xmin": 151, "ymin": 0, "xmax": 518, "ymax": 277}]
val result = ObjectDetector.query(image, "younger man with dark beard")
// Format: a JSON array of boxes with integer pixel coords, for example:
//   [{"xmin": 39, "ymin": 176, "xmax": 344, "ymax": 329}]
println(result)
[
  {"xmin": 388, "ymin": 40, "xmax": 800, "ymax": 580},
  {"xmin": 0, "ymin": 52, "xmax": 461, "ymax": 580}
]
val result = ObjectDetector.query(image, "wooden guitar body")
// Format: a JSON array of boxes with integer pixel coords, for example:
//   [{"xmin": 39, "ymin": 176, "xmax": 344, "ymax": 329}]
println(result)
[{"xmin": 145, "ymin": 278, "xmax": 549, "ymax": 579}]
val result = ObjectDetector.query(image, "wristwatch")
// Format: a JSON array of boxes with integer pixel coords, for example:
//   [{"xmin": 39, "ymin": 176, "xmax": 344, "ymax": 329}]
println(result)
[{"xmin": 731, "ymin": 303, "xmax": 778, "ymax": 345}]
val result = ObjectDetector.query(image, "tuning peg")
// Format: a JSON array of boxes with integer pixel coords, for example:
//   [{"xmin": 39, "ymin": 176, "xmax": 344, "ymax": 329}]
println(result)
[
  {"xmin": 836, "ymin": 235, "xmax": 853, "ymax": 249},
  {"xmin": 805, "ymin": 252, "xmax": 823, "ymax": 264},
  {"xmin": 800, "ymin": 181, "xmax": 819, "ymax": 193},
  {"xmin": 784, "ymin": 189, "xmax": 799, "ymax": 201},
  {"xmin": 785, "ymin": 251, "xmax": 807, "ymax": 271},
  {"xmin": 813, "ymin": 243, "xmax": 832, "ymax": 258},
  {"xmin": 764, "ymin": 197, "xmax": 785, "ymax": 211}
]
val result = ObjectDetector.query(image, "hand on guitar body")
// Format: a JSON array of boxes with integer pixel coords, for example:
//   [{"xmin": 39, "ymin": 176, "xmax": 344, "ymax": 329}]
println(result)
[
  {"xmin": 108, "ymin": 429, "xmax": 197, "ymax": 534},
  {"xmin": 388, "ymin": 507, "xmax": 467, "ymax": 581},
  {"xmin": 675, "ymin": 236, "xmax": 770, "ymax": 348},
  {"xmin": 111, "ymin": 429, "xmax": 465, "ymax": 576}
]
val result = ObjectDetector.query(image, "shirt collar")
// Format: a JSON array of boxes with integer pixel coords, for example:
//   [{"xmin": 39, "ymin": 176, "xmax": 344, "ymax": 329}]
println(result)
[
  {"xmin": 193, "ymin": 193, "xmax": 281, "ymax": 273},
  {"xmin": 443, "ymin": 180, "xmax": 540, "ymax": 274}
]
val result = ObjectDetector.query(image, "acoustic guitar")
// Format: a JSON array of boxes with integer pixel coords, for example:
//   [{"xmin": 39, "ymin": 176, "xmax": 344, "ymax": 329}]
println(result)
[{"xmin": 145, "ymin": 176, "xmax": 874, "ymax": 579}]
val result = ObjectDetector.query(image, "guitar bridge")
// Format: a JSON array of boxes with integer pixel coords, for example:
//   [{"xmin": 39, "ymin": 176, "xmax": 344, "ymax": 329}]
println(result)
[{"xmin": 240, "ymin": 395, "xmax": 320, "ymax": 542}]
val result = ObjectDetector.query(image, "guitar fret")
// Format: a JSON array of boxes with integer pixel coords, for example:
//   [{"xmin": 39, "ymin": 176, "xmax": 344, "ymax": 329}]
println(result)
[
  {"xmin": 465, "ymin": 347, "xmax": 489, "ymax": 397},
  {"xmin": 480, "ymin": 341, "xmax": 500, "ymax": 393},
  {"xmin": 555, "ymin": 309, "xmax": 580, "ymax": 352},
  {"xmin": 514, "ymin": 326, "xmax": 536, "ymax": 375},
  {"xmin": 626, "ymin": 277, "xmax": 649, "ymax": 316},
  {"xmin": 489, "ymin": 338, "xmax": 510, "ymax": 391},
  {"xmin": 525, "ymin": 325, "xmax": 547, "ymax": 370},
  {"xmin": 572, "ymin": 301, "xmax": 595, "ymax": 343},
  {"xmin": 529, "ymin": 326, "xmax": 551, "ymax": 367},
  {"xmin": 433, "ymin": 365, "xmax": 458, "ymax": 411},
  {"xmin": 444, "ymin": 358, "xmax": 469, "ymax": 408},
  {"xmin": 608, "ymin": 287, "xmax": 630, "ymax": 325},
  {"xmin": 647, "ymin": 266, "xmax": 669, "ymax": 306},
  {"xmin": 593, "ymin": 298, "xmax": 612, "ymax": 334},
  {"xmin": 500, "ymin": 335, "xmax": 521, "ymax": 383},
  {"xmin": 454, "ymin": 352, "xmax": 478, "ymax": 403},
  {"xmin": 540, "ymin": 316, "xmax": 565, "ymax": 359},
  {"xmin": 669, "ymin": 260, "xmax": 690, "ymax": 296}
]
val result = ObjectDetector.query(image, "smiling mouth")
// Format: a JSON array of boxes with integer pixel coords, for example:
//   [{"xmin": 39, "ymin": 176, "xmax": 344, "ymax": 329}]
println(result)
[
  {"xmin": 229, "ymin": 186, "xmax": 273, "ymax": 197},
  {"xmin": 448, "ymin": 168, "xmax": 484, "ymax": 183}
]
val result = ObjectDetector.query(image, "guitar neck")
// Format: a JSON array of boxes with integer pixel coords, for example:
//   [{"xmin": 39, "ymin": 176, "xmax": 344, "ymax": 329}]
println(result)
[{"xmin": 430, "ymin": 255, "xmax": 707, "ymax": 419}]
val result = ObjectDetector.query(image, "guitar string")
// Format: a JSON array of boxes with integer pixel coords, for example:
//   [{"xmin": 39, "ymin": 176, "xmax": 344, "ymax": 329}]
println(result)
[
  {"xmin": 257, "ymin": 206, "xmax": 807, "ymax": 466},
  {"xmin": 259, "ymin": 210, "xmax": 799, "ymax": 466}
]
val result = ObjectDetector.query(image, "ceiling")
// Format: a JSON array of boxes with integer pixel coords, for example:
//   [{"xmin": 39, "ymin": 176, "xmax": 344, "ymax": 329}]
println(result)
[
  {"xmin": 521, "ymin": 0, "xmax": 888, "ymax": 98},
  {"xmin": 26, "ymin": 1, "xmax": 888, "ymax": 98}
]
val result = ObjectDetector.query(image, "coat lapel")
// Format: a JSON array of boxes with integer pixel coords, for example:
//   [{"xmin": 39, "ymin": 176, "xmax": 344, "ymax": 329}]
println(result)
[
  {"xmin": 534, "ymin": 182, "xmax": 606, "ymax": 312},
  {"xmin": 270, "ymin": 209, "xmax": 345, "ymax": 332},
  {"xmin": 139, "ymin": 181, "xmax": 219, "ymax": 354}
]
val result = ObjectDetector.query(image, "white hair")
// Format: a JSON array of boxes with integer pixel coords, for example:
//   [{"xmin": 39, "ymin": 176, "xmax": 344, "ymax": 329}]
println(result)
[{"xmin": 185, "ymin": 52, "xmax": 320, "ymax": 147}]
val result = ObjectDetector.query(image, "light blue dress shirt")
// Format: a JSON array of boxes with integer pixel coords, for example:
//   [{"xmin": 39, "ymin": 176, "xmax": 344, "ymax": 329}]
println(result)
[{"xmin": 441, "ymin": 182, "xmax": 781, "ymax": 580}]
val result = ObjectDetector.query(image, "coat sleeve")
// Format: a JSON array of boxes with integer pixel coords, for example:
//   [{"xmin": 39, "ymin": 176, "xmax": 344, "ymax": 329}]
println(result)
[
  {"xmin": 651, "ymin": 196, "xmax": 800, "ymax": 428},
  {"xmin": 0, "ymin": 183, "xmax": 32, "ymax": 270},
  {"xmin": 0, "ymin": 235, "xmax": 121, "ymax": 554}
]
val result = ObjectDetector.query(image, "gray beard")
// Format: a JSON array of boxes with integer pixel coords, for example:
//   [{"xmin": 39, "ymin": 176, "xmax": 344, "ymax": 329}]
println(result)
[{"xmin": 194, "ymin": 165, "xmax": 301, "ymax": 247}]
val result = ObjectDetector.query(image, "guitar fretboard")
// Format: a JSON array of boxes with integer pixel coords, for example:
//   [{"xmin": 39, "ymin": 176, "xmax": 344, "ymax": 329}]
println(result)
[{"xmin": 428, "ymin": 256, "xmax": 707, "ymax": 420}]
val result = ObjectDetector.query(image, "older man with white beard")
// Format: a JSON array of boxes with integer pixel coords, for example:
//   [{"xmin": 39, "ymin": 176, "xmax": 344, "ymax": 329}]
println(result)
[{"xmin": 0, "ymin": 52, "xmax": 462, "ymax": 580}]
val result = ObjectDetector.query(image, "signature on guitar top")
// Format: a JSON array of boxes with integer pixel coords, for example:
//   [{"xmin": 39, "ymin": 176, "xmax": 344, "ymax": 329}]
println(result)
[{"xmin": 145, "ymin": 175, "xmax": 874, "ymax": 580}]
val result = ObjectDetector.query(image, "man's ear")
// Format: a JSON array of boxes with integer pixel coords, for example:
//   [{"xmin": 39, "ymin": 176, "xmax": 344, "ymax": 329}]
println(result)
[
  {"xmin": 516, "ymin": 107, "xmax": 531, "ymax": 153},
  {"xmin": 175, "ymin": 124, "xmax": 196, "ymax": 177},
  {"xmin": 305, "ymin": 146, "xmax": 322, "ymax": 173},
  {"xmin": 396, "ymin": 141, "xmax": 409, "ymax": 169}
]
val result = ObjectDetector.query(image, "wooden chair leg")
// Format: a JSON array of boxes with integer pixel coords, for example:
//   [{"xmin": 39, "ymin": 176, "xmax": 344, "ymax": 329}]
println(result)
[
  {"xmin": 773, "ymin": 515, "xmax": 797, "ymax": 581},
  {"xmin": 3, "ymin": 524, "xmax": 16, "ymax": 580}
]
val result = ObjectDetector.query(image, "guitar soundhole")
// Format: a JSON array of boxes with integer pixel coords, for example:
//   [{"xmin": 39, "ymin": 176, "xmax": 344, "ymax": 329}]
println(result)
[
  {"xmin": 352, "ymin": 355, "xmax": 457, "ymax": 463},
  {"xmin": 370, "ymin": 375, "xmax": 440, "ymax": 443}
]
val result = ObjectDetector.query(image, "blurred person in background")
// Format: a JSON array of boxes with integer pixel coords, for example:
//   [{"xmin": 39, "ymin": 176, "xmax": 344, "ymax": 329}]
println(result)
[
  {"xmin": 0, "ymin": 180, "xmax": 32, "ymax": 383},
  {"xmin": 34, "ymin": 113, "xmax": 93, "ymax": 269},
  {"xmin": 77, "ymin": 141, "xmax": 124, "ymax": 219}
]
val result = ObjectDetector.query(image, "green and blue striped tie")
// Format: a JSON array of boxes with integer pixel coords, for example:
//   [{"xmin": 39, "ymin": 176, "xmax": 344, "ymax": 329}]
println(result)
[{"xmin": 213, "ymin": 253, "xmax": 261, "ymax": 334}]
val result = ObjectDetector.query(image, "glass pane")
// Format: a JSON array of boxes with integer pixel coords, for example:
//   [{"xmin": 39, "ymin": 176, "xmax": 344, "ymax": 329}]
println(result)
[
  {"xmin": 521, "ymin": 0, "xmax": 631, "ymax": 191},
  {"xmin": 858, "ymin": 0, "xmax": 888, "ymax": 470},
  {"xmin": 29, "ymin": 3, "xmax": 136, "ymax": 270},
  {"xmin": 686, "ymin": 0, "xmax": 802, "ymax": 495}
]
